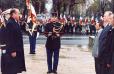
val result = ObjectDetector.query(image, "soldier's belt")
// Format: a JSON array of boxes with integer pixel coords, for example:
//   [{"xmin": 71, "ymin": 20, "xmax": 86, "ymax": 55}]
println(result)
[
  {"xmin": 44, "ymin": 32, "xmax": 64, "ymax": 34},
  {"xmin": 0, "ymin": 44, "xmax": 6, "ymax": 54},
  {"xmin": 0, "ymin": 44, "xmax": 6, "ymax": 48},
  {"xmin": 26, "ymin": 29, "xmax": 37, "ymax": 31}
]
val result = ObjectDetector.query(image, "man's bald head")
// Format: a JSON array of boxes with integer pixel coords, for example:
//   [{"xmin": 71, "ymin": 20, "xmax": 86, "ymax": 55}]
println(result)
[
  {"xmin": 104, "ymin": 11, "xmax": 112, "ymax": 17},
  {"xmin": 10, "ymin": 8, "xmax": 20, "ymax": 21}
]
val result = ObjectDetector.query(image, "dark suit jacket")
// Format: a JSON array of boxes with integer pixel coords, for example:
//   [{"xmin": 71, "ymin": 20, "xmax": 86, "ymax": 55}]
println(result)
[
  {"xmin": 45, "ymin": 22, "xmax": 62, "ymax": 49},
  {"xmin": 98, "ymin": 25, "xmax": 112, "ymax": 62},
  {"xmin": 102, "ymin": 29, "xmax": 112, "ymax": 64},
  {"xmin": 104, "ymin": 28, "xmax": 114, "ymax": 63},
  {"xmin": 110, "ymin": 28, "xmax": 114, "ymax": 73},
  {"xmin": 102, "ymin": 28, "xmax": 114, "ymax": 74}
]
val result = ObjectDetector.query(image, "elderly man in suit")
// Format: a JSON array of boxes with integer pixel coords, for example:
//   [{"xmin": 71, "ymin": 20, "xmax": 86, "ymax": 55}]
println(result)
[
  {"xmin": 98, "ymin": 11, "xmax": 113, "ymax": 74},
  {"xmin": 109, "ymin": 14, "xmax": 114, "ymax": 74},
  {"xmin": 92, "ymin": 20, "xmax": 103, "ymax": 74},
  {"xmin": 1, "ymin": 9, "xmax": 26, "ymax": 74},
  {"xmin": 104, "ymin": 13, "xmax": 114, "ymax": 74}
]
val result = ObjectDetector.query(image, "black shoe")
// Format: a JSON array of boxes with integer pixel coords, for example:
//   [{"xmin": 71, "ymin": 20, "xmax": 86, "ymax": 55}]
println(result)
[
  {"xmin": 47, "ymin": 71, "xmax": 53, "ymax": 74},
  {"xmin": 29, "ymin": 52, "xmax": 36, "ymax": 54}
]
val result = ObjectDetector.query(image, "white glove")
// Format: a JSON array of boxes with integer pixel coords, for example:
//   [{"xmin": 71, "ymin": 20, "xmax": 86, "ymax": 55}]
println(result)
[{"xmin": 36, "ymin": 32, "xmax": 40, "ymax": 39}]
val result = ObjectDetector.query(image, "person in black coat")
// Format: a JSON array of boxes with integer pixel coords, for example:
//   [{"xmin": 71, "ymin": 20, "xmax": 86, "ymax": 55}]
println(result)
[
  {"xmin": 64, "ymin": 23, "xmax": 68, "ymax": 34},
  {"xmin": 89, "ymin": 23, "xmax": 96, "ymax": 35},
  {"xmin": 104, "ymin": 14, "xmax": 114, "ymax": 74},
  {"xmin": 75, "ymin": 22, "xmax": 82, "ymax": 35},
  {"xmin": 110, "ymin": 15, "xmax": 114, "ymax": 74},
  {"xmin": 69, "ymin": 22, "xmax": 74, "ymax": 34},
  {"xmin": 1, "ymin": 9, "xmax": 26, "ymax": 74},
  {"xmin": 64, "ymin": 22, "xmax": 70, "ymax": 34},
  {"xmin": 98, "ymin": 11, "xmax": 113, "ymax": 74},
  {"xmin": 27, "ymin": 20, "xmax": 38, "ymax": 54},
  {"xmin": 44, "ymin": 15, "xmax": 63, "ymax": 74}
]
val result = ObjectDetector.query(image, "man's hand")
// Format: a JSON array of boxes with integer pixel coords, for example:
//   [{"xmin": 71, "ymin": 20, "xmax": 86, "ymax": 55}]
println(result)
[
  {"xmin": 107, "ymin": 64, "xmax": 111, "ymax": 68},
  {"xmin": 48, "ymin": 32, "xmax": 52, "ymax": 36},
  {"xmin": 11, "ymin": 52, "xmax": 16, "ymax": 58},
  {"xmin": 56, "ymin": 34, "xmax": 60, "ymax": 37}
]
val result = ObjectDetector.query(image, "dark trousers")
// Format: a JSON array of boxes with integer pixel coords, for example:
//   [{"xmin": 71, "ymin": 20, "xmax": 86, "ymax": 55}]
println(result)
[
  {"xmin": 29, "ymin": 35, "xmax": 37, "ymax": 53},
  {"xmin": 46, "ymin": 48, "xmax": 60, "ymax": 72},
  {"xmin": 95, "ymin": 58, "xmax": 101, "ymax": 74},
  {"xmin": 2, "ymin": 72, "xmax": 17, "ymax": 74},
  {"xmin": 95, "ymin": 58, "xmax": 111, "ymax": 74},
  {"xmin": 1, "ymin": 53, "xmax": 18, "ymax": 74},
  {"xmin": 100, "ymin": 63, "xmax": 111, "ymax": 74},
  {"xmin": 110, "ymin": 55, "xmax": 114, "ymax": 74}
]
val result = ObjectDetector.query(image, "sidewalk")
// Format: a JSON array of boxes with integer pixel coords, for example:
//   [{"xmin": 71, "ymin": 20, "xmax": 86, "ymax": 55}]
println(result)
[{"xmin": 20, "ymin": 44, "xmax": 95, "ymax": 74}]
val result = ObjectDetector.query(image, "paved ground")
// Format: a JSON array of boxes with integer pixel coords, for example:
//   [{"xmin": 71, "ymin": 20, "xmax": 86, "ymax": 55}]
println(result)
[
  {"xmin": 15, "ymin": 44, "xmax": 95, "ymax": 74},
  {"xmin": 0, "ymin": 35, "xmax": 95, "ymax": 74}
]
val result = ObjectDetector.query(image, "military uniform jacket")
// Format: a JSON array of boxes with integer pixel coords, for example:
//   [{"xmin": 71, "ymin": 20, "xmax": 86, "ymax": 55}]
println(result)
[{"xmin": 45, "ymin": 22, "xmax": 62, "ymax": 49}]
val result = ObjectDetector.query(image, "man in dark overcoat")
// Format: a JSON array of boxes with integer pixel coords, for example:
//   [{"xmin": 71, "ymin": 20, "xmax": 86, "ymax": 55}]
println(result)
[
  {"xmin": 104, "ymin": 14, "xmax": 114, "ymax": 74},
  {"xmin": 1, "ymin": 9, "xmax": 26, "ymax": 74},
  {"xmin": 98, "ymin": 11, "xmax": 113, "ymax": 74}
]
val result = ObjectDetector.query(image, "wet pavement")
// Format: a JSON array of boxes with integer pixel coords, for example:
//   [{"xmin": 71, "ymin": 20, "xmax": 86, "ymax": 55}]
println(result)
[
  {"xmin": 0, "ymin": 35, "xmax": 95, "ymax": 74},
  {"xmin": 20, "ymin": 44, "xmax": 95, "ymax": 74}
]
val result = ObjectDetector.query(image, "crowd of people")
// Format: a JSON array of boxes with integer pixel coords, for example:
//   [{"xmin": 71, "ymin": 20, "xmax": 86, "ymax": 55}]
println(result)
[{"xmin": 35, "ymin": 17, "xmax": 96, "ymax": 36}]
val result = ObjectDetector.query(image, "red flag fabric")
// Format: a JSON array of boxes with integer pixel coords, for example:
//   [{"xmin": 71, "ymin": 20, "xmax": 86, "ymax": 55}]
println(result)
[
  {"xmin": 26, "ymin": 0, "xmax": 37, "ymax": 24},
  {"xmin": 26, "ymin": 0, "xmax": 30, "ymax": 6}
]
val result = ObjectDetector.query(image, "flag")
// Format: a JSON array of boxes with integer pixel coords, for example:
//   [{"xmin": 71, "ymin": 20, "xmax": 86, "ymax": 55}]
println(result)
[
  {"xmin": 26, "ymin": 0, "xmax": 30, "ymax": 7},
  {"xmin": 85, "ymin": 18, "xmax": 88, "ymax": 24},
  {"xmin": 63, "ymin": 15, "xmax": 67, "ymax": 23},
  {"xmin": 91, "ymin": 16, "xmax": 95, "ymax": 24},
  {"xmin": 79, "ymin": 16, "xmax": 83, "ymax": 24},
  {"xmin": 25, "ymin": 0, "xmax": 38, "ymax": 35},
  {"xmin": 25, "ymin": 0, "xmax": 37, "ymax": 23}
]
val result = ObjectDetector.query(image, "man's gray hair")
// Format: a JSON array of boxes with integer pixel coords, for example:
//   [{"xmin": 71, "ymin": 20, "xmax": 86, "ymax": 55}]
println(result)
[{"xmin": 104, "ymin": 11, "xmax": 113, "ymax": 17}]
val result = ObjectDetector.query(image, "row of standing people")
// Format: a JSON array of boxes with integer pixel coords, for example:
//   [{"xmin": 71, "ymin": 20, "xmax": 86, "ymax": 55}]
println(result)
[
  {"xmin": 92, "ymin": 11, "xmax": 114, "ymax": 74},
  {"xmin": 63, "ymin": 22, "xmax": 96, "ymax": 35},
  {"xmin": 36, "ymin": 22, "xmax": 96, "ymax": 35}
]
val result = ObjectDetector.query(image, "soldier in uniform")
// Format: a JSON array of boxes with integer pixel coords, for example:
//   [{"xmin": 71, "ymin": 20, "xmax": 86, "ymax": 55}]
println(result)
[
  {"xmin": 0, "ymin": 10, "xmax": 7, "ymax": 54},
  {"xmin": 0, "ymin": 19, "xmax": 7, "ymax": 74},
  {"xmin": 44, "ymin": 13, "xmax": 63, "ymax": 74},
  {"xmin": 0, "ymin": 9, "xmax": 7, "ymax": 74},
  {"xmin": 27, "ymin": 16, "xmax": 39, "ymax": 54}
]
